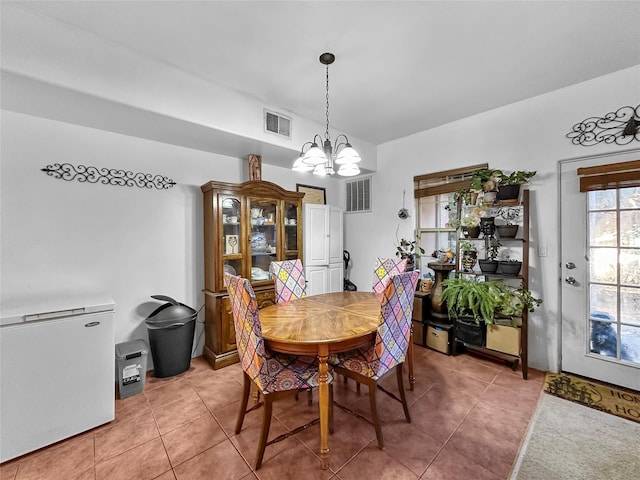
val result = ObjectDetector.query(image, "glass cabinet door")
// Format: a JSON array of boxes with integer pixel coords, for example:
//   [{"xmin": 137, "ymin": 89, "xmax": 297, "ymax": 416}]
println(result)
[
  {"xmin": 283, "ymin": 201, "xmax": 299, "ymax": 259},
  {"xmin": 249, "ymin": 198, "xmax": 277, "ymax": 282},
  {"xmin": 221, "ymin": 195, "xmax": 242, "ymax": 278}
]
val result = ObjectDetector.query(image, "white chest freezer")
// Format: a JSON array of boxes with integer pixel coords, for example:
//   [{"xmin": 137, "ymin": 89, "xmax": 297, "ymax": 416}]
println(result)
[{"xmin": 0, "ymin": 297, "xmax": 115, "ymax": 462}]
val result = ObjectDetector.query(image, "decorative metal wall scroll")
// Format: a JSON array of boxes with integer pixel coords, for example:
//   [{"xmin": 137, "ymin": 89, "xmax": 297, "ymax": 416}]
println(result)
[
  {"xmin": 41, "ymin": 163, "xmax": 176, "ymax": 189},
  {"xmin": 566, "ymin": 104, "xmax": 640, "ymax": 146}
]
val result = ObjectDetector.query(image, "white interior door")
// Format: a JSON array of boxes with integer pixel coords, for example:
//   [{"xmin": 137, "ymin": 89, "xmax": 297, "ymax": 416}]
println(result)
[{"xmin": 560, "ymin": 149, "xmax": 640, "ymax": 391}]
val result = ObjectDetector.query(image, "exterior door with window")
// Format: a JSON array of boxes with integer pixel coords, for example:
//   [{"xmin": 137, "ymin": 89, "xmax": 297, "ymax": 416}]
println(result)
[{"xmin": 560, "ymin": 150, "xmax": 640, "ymax": 391}]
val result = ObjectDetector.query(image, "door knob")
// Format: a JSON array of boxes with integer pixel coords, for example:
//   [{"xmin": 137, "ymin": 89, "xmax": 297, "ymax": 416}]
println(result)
[
  {"xmin": 565, "ymin": 276, "xmax": 577, "ymax": 285},
  {"xmin": 565, "ymin": 262, "xmax": 576, "ymax": 269}
]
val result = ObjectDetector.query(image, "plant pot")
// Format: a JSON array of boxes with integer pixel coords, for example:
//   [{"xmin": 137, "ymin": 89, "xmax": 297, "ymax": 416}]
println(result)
[
  {"xmin": 479, "ymin": 217, "xmax": 496, "ymax": 237},
  {"xmin": 461, "ymin": 252, "xmax": 478, "ymax": 272},
  {"xmin": 462, "ymin": 225, "xmax": 481, "ymax": 238},
  {"xmin": 401, "ymin": 254, "xmax": 416, "ymax": 271},
  {"xmin": 496, "ymin": 225, "xmax": 519, "ymax": 238},
  {"xmin": 497, "ymin": 184, "xmax": 521, "ymax": 201},
  {"xmin": 483, "ymin": 191, "xmax": 498, "ymax": 205},
  {"xmin": 456, "ymin": 318, "xmax": 486, "ymax": 346},
  {"xmin": 478, "ymin": 259, "xmax": 499, "ymax": 274},
  {"xmin": 498, "ymin": 260, "xmax": 522, "ymax": 276}
]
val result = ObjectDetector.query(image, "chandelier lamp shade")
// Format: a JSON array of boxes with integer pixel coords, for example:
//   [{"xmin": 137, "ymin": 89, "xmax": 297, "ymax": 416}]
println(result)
[{"xmin": 292, "ymin": 53, "xmax": 361, "ymax": 177}]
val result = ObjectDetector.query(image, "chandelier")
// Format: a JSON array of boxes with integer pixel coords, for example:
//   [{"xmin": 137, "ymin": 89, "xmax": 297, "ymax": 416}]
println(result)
[{"xmin": 292, "ymin": 53, "xmax": 361, "ymax": 177}]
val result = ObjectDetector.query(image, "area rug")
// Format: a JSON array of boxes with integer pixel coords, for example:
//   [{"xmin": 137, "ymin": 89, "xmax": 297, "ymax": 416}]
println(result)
[
  {"xmin": 544, "ymin": 372, "xmax": 640, "ymax": 424},
  {"xmin": 511, "ymin": 394, "xmax": 640, "ymax": 479}
]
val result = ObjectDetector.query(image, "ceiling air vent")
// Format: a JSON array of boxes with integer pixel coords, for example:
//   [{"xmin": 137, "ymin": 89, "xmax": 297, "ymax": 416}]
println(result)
[
  {"xmin": 264, "ymin": 109, "xmax": 291, "ymax": 138},
  {"xmin": 346, "ymin": 176, "xmax": 371, "ymax": 213}
]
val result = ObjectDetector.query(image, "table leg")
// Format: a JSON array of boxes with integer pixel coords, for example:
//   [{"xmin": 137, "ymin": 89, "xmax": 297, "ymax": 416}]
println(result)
[
  {"xmin": 317, "ymin": 344, "xmax": 330, "ymax": 470},
  {"xmin": 408, "ymin": 328, "xmax": 415, "ymax": 391}
]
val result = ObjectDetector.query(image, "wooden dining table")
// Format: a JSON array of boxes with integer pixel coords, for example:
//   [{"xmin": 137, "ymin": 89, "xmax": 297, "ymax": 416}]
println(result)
[{"xmin": 259, "ymin": 291, "xmax": 415, "ymax": 470}]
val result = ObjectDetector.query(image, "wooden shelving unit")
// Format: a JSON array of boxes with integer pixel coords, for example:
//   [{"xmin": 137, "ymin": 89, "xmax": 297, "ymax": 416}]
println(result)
[{"xmin": 451, "ymin": 189, "xmax": 531, "ymax": 379}]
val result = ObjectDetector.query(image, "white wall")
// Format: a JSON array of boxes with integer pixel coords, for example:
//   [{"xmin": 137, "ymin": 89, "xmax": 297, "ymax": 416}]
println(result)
[
  {"xmin": 345, "ymin": 65, "xmax": 640, "ymax": 373},
  {"xmin": 0, "ymin": 110, "xmax": 342, "ymax": 368}
]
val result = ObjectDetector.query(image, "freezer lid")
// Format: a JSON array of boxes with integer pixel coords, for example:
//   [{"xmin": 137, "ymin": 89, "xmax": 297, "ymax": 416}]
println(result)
[{"xmin": 0, "ymin": 295, "xmax": 115, "ymax": 326}]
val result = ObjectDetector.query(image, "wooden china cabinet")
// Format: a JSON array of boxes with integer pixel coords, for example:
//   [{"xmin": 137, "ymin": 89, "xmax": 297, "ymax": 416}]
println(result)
[{"xmin": 200, "ymin": 180, "xmax": 304, "ymax": 369}]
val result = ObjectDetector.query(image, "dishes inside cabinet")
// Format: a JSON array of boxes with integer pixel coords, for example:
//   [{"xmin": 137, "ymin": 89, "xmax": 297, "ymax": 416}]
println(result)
[{"xmin": 251, "ymin": 267, "xmax": 270, "ymax": 281}]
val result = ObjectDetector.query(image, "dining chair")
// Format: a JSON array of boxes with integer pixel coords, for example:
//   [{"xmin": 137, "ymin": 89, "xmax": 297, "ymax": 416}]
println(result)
[
  {"xmin": 224, "ymin": 273, "xmax": 330, "ymax": 469},
  {"xmin": 371, "ymin": 257, "xmax": 408, "ymax": 294},
  {"xmin": 330, "ymin": 270, "xmax": 420, "ymax": 449},
  {"xmin": 269, "ymin": 258, "xmax": 307, "ymax": 303}
]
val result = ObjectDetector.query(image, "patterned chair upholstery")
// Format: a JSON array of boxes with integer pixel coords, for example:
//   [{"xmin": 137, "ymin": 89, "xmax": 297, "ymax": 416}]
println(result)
[
  {"xmin": 225, "ymin": 273, "xmax": 330, "ymax": 469},
  {"xmin": 270, "ymin": 259, "xmax": 307, "ymax": 304},
  {"xmin": 331, "ymin": 270, "xmax": 420, "ymax": 448},
  {"xmin": 371, "ymin": 257, "xmax": 408, "ymax": 294}
]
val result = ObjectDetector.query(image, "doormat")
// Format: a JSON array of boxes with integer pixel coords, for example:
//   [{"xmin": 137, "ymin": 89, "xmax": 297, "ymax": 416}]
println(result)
[{"xmin": 544, "ymin": 372, "xmax": 640, "ymax": 424}]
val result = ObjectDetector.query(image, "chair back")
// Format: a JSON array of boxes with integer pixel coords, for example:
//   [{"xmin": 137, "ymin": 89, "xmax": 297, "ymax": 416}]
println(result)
[
  {"xmin": 270, "ymin": 259, "xmax": 307, "ymax": 303},
  {"xmin": 366, "ymin": 270, "xmax": 420, "ymax": 376},
  {"xmin": 225, "ymin": 274, "xmax": 268, "ymax": 391},
  {"xmin": 372, "ymin": 257, "xmax": 408, "ymax": 294}
]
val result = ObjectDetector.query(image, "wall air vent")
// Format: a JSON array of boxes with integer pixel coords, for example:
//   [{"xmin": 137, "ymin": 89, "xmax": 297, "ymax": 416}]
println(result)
[
  {"xmin": 346, "ymin": 176, "xmax": 371, "ymax": 213},
  {"xmin": 264, "ymin": 109, "xmax": 291, "ymax": 138}
]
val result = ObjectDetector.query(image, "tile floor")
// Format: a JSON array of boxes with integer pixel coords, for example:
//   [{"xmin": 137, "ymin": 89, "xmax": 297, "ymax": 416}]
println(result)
[{"xmin": 0, "ymin": 346, "xmax": 546, "ymax": 480}]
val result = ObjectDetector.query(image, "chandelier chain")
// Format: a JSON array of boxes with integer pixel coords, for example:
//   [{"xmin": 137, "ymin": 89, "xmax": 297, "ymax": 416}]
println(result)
[{"xmin": 325, "ymin": 63, "xmax": 330, "ymax": 141}]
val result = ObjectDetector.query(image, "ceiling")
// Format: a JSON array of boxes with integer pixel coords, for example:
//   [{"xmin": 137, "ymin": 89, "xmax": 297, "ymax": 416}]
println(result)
[{"xmin": 3, "ymin": 1, "xmax": 640, "ymax": 150}]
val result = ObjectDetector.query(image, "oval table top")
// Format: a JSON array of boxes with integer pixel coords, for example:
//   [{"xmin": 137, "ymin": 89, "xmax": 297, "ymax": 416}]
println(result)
[{"xmin": 259, "ymin": 291, "xmax": 382, "ymax": 346}]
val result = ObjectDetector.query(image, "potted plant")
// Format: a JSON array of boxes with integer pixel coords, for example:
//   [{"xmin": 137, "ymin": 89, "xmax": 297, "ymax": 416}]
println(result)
[
  {"xmin": 459, "ymin": 241, "xmax": 478, "ymax": 272},
  {"xmin": 504, "ymin": 287, "xmax": 542, "ymax": 317},
  {"xmin": 497, "ymin": 170, "xmax": 536, "ymax": 201},
  {"xmin": 441, "ymin": 277, "xmax": 509, "ymax": 346},
  {"xmin": 478, "ymin": 238, "xmax": 501, "ymax": 274},
  {"xmin": 460, "ymin": 215, "xmax": 481, "ymax": 238},
  {"xmin": 479, "ymin": 215, "xmax": 496, "ymax": 237},
  {"xmin": 470, "ymin": 168, "xmax": 503, "ymax": 193},
  {"xmin": 495, "ymin": 206, "xmax": 520, "ymax": 238},
  {"xmin": 395, "ymin": 237, "xmax": 425, "ymax": 271},
  {"xmin": 487, "ymin": 286, "xmax": 542, "ymax": 355},
  {"xmin": 498, "ymin": 257, "xmax": 523, "ymax": 276},
  {"xmin": 453, "ymin": 187, "xmax": 480, "ymax": 207}
]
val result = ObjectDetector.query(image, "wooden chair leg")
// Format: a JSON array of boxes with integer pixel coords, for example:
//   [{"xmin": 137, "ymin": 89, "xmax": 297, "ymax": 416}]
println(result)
[
  {"xmin": 368, "ymin": 380, "xmax": 384, "ymax": 449},
  {"xmin": 307, "ymin": 388, "xmax": 313, "ymax": 406},
  {"xmin": 255, "ymin": 394, "xmax": 274, "ymax": 470},
  {"xmin": 235, "ymin": 372, "xmax": 252, "ymax": 434},
  {"xmin": 396, "ymin": 365, "xmax": 411, "ymax": 422}
]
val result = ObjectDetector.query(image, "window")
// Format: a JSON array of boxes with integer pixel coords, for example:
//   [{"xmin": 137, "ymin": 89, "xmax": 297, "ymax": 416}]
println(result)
[{"xmin": 414, "ymin": 164, "xmax": 488, "ymax": 272}]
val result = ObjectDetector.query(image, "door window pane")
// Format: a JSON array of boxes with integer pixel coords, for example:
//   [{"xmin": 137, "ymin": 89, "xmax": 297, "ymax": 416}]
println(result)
[
  {"xmin": 620, "ymin": 286, "xmax": 640, "ymax": 325},
  {"xmin": 621, "ymin": 324, "xmax": 640, "ymax": 362},
  {"xmin": 620, "ymin": 210, "xmax": 640, "ymax": 247},
  {"xmin": 588, "ymin": 189, "xmax": 616, "ymax": 210},
  {"xmin": 590, "ymin": 318, "xmax": 617, "ymax": 358},
  {"xmin": 589, "ymin": 284, "xmax": 618, "ymax": 322},
  {"xmin": 589, "ymin": 248, "xmax": 617, "ymax": 283},
  {"xmin": 589, "ymin": 211, "xmax": 617, "ymax": 246},
  {"xmin": 619, "ymin": 186, "xmax": 640, "ymax": 209},
  {"xmin": 620, "ymin": 249, "xmax": 640, "ymax": 285}
]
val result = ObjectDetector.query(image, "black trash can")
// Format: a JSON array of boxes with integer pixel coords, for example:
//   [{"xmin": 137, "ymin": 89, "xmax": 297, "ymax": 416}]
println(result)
[{"xmin": 145, "ymin": 295, "xmax": 197, "ymax": 378}]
